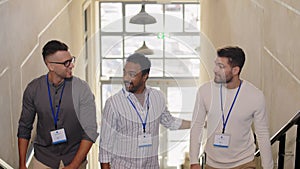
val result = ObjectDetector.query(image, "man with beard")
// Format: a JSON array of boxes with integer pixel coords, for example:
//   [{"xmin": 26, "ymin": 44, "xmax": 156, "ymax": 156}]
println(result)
[
  {"xmin": 17, "ymin": 40, "xmax": 98, "ymax": 169},
  {"xmin": 189, "ymin": 46, "xmax": 273, "ymax": 169},
  {"xmin": 99, "ymin": 53, "xmax": 190, "ymax": 169}
]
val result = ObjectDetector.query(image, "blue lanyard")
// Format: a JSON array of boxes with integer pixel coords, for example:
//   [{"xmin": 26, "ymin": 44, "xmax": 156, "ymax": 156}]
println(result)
[
  {"xmin": 220, "ymin": 81, "xmax": 242, "ymax": 134},
  {"xmin": 46, "ymin": 75, "xmax": 65, "ymax": 130},
  {"xmin": 125, "ymin": 91, "xmax": 150, "ymax": 133}
]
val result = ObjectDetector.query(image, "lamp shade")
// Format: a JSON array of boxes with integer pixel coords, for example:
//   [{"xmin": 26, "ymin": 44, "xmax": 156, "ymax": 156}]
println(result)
[
  {"xmin": 135, "ymin": 41, "xmax": 154, "ymax": 55},
  {"xmin": 129, "ymin": 4, "xmax": 157, "ymax": 25}
]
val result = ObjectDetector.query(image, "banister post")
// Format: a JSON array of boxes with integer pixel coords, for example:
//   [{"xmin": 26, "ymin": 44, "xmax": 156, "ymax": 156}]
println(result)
[
  {"xmin": 278, "ymin": 134, "xmax": 286, "ymax": 169},
  {"xmin": 295, "ymin": 119, "xmax": 300, "ymax": 169},
  {"xmin": 200, "ymin": 152, "xmax": 206, "ymax": 169}
]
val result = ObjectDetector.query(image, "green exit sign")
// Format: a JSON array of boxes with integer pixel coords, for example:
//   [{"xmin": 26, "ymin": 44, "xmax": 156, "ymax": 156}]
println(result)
[{"xmin": 157, "ymin": 32, "xmax": 165, "ymax": 39}]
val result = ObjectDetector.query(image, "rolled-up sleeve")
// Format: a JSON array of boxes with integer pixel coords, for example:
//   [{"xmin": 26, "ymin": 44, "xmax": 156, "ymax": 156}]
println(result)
[
  {"xmin": 17, "ymin": 84, "xmax": 36, "ymax": 140},
  {"xmin": 160, "ymin": 107, "xmax": 182, "ymax": 130},
  {"xmin": 72, "ymin": 78, "xmax": 99, "ymax": 142},
  {"xmin": 157, "ymin": 91, "xmax": 182, "ymax": 130}
]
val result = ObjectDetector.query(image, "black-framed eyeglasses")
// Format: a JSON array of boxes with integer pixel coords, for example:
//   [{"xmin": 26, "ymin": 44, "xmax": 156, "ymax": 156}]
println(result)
[{"xmin": 49, "ymin": 56, "xmax": 76, "ymax": 67}]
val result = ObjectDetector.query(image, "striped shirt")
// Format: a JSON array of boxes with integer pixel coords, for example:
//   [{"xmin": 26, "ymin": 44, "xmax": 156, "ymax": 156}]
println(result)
[{"xmin": 99, "ymin": 87, "xmax": 182, "ymax": 169}]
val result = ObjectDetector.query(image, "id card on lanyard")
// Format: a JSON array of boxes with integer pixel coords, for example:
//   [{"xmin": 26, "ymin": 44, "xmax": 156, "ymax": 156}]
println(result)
[
  {"xmin": 125, "ymin": 89, "xmax": 152, "ymax": 148},
  {"xmin": 214, "ymin": 81, "xmax": 242, "ymax": 148},
  {"xmin": 47, "ymin": 75, "xmax": 67, "ymax": 144}
]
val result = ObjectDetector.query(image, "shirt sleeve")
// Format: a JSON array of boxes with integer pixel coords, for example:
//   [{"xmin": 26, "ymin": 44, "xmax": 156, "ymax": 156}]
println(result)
[
  {"xmin": 17, "ymin": 83, "xmax": 36, "ymax": 140},
  {"xmin": 253, "ymin": 93, "xmax": 274, "ymax": 169},
  {"xmin": 189, "ymin": 87, "xmax": 207, "ymax": 164},
  {"xmin": 158, "ymin": 91, "xmax": 182, "ymax": 130},
  {"xmin": 160, "ymin": 107, "xmax": 183, "ymax": 130},
  {"xmin": 72, "ymin": 77, "xmax": 99, "ymax": 142},
  {"xmin": 78, "ymin": 81, "xmax": 99, "ymax": 142},
  {"xmin": 99, "ymin": 98, "xmax": 118, "ymax": 163}
]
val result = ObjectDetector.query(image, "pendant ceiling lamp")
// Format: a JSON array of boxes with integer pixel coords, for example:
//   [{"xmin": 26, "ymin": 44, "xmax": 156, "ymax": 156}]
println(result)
[
  {"xmin": 129, "ymin": 4, "xmax": 157, "ymax": 25},
  {"xmin": 135, "ymin": 41, "xmax": 154, "ymax": 55}
]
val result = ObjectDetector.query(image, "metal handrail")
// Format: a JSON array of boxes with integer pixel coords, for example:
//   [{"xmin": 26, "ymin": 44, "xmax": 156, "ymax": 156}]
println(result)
[
  {"xmin": 26, "ymin": 142, "xmax": 34, "ymax": 168},
  {"xmin": 255, "ymin": 111, "xmax": 300, "ymax": 156},
  {"xmin": 0, "ymin": 158, "xmax": 14, "ymax": 169}
]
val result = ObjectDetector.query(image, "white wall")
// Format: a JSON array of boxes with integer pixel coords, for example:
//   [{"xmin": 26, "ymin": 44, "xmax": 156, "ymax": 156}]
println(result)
[
  {"xmin": 0, "ymin": 0, "xmax": 99, "ymax": 168},
  {"xmin": 200, "ymin": 0, "xmax": 300, "ymax": 168},
  {"xmin": 1, "ymin": 0, "xmax": 300, "ymax": 168}
]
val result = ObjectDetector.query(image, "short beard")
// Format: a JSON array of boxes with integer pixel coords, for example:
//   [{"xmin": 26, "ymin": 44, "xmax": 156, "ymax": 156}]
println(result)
[
  {"xmin": 214, "ymin": 76, "xmax": 233, "ymax": 84},
  {"xmin": 124, "ymin": 81, "xmax": 141, "ymax": 93},
  {"xmin": 128, "ymin": 85, "xmax": 138, "ymax": 93}
]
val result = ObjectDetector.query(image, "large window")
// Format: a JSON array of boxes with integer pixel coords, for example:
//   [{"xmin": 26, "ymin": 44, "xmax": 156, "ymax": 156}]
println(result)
[{"xmin": 99, "ymin": 2, "xmax": 200, "ymax": 168}]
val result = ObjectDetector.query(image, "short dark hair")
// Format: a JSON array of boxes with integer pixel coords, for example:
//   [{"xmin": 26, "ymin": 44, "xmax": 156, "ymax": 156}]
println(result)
[
  {"xmin": 126, "ymin": 53, "xmax": 151, "ymax": 75},
  {"xmin": 42, "ymin": 40, "xmax": 68, "ymax": 61},
  {"xmin": 217, "ymin": 46, "xmax": 245, "ymax": 74}
]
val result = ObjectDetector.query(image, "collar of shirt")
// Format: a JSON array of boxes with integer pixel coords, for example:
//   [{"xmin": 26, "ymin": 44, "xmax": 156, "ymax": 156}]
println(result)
[{"xmin": 122, "ymin": 86, "xmax": 150, "ymax": 98}]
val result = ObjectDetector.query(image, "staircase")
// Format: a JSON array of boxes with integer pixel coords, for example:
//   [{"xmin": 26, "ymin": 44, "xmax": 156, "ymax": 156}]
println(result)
[
  {"xmin": 200, "ymin": 111, "xmax": 300, "ymax": 169},
  {"xmin": 255, "ymin": 111, "xmax": 300, "ymax": 169}
]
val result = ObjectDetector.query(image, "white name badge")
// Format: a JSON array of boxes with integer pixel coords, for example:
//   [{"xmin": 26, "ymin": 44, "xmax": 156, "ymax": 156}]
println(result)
[
  {"xmin": 213, "ymin": 133, "xmax": 230, "ymax": 148},
  {"xmin": 50, "ymin": 128, "xmax": 67, "ymax": 144},
  {"xmin": 138, "ymin": 134, "xmax": 152, "ymax": 147}
]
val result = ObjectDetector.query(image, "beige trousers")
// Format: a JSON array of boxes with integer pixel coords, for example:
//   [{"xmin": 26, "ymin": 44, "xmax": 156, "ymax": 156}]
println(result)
[
  {"xmin": 31, "ymin": 156, "xmax": 87, "ymax": 169},
  {"xmin": 205, "ymin": 160, "xmax": 256, "ymax": 169}
]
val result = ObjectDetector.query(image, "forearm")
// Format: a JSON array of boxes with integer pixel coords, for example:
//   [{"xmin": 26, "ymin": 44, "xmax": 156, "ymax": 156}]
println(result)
[
  {"xmin": 256, "ymin": 127, "xmax": 273, "ymax": 168},
  {"xmin": 190, "ymin": 164, "xmax": 201, "ymax": 169},
  {"xmin": 189, "ymin": 140, "xmax": 201, "ymax": 164},
  {"xmin": 190, "ymin": 122, "xmax": 202, "ymax": 164},
  {"xmin": 189, "ymin": 116, "xmax": 204, "ymax": 164},
  {"xmin": 18, "ymin": 138, "xmax": 29, "ymax": 169},
  {"xmin": 179, "ymin": 120, "xmax": 191, "ymax": 129},
  {"xmin": 189, "ymin": 90, "xmax": 206, "ymax": 164},
  {"xmin": 100, "ymin": 163, "xmax": 110, "ymax": 169},
  {"xmin": 66, "ymin": 140, "xmax": 93, "ymax": 168},
  {"xmin": 254, "ymin": 101, "xmax": 273, "ymax": 169}
]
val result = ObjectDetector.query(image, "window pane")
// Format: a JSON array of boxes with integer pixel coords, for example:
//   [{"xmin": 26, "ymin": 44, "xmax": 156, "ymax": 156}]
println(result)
[
  {"xmin": 184, "ymin": 4, "xmax": 201, "ymax": 32},
  {"xmin": 149, "ymin": 59, "xmax": 163, "ymax": 77},
  {"xmin": 101, "ymin": 3, "xmax": 122, "ymax": 32},
  {"xmin": 167, "ymin": 87, "xmax": 198, "ymax": 112},
  {"xmin": 102, "ymin": 59, "xmax": 123, "ymax": 77},
  {"xmin": 165, "ymin": 37, "xmax": 198, "ymax": 58},
  {"xmin": 102, "ymin": 84, "xmax": 122, "ymax": 108},
  {"xmin": 124, "ymin": 36, "xmax": 163, "ymax": 58},
  {"xmin": 101, "ymin": 36, "xmax": 123, "ymax": 58},
  {"xmin": 166, "ymin": 113, "xmax": 192, "ymax": 167},
  {"xmin": 144, "ymin": 4, "xmax": 163, "ymax": 32},
  {"xmin": 126, "ymin": 4, "xmax": 143, "ymax": 32},
  {"xmin": 165, "ymin": 4, "xmax": 183, "ymax": 32},
  {"xmin": 177, "ymin": 36, "xmax": 200, "ymax": 55},
  {"xmin": 165, "ymin": 4, "xmax": 182, "ymax": 12},
  {"xmin": 165, "ymin": 59, "xmax": 200, "ymax": 77}
]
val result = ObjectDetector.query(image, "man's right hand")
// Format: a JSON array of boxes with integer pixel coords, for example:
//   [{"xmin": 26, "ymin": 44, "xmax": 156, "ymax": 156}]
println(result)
[
  {"xmin": 190, "ymin": 164, "xmax": 201, "ymax": 169},
  {"xmin": 100, "ymin": 163, "xmax": 110, "ymax": 169},
  {"xmin": 19, "ymin": 165, "xmax": 27, "ymax": 169}
]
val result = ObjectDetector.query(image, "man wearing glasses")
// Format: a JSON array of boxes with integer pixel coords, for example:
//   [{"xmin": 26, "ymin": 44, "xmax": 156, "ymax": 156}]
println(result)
[{"xmin": 17, "ymin": 40, "xmax": 98, "ymax": 169}]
